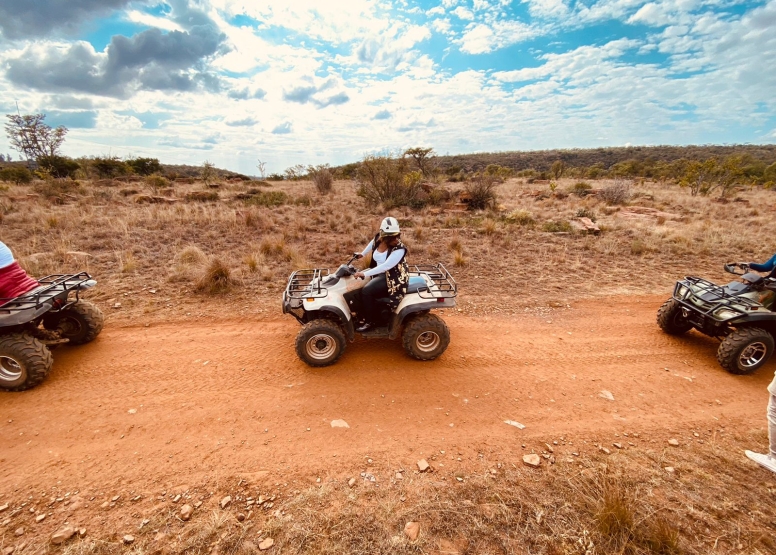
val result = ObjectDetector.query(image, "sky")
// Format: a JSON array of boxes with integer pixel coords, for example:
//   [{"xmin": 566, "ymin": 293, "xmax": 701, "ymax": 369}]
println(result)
[{"xmin": 0, "ymin": 0, "xmax": 773, "ymax": 175}]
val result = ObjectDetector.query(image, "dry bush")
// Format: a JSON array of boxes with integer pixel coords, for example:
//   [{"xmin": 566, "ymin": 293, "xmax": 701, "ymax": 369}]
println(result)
[
  {"xmin": 413, "ymin": 226, "xmax": 424, "ymax": 241},
  {"xmin": 542, "ymin": 220, "xmax": 573, "ymax": 233},
  {"xmin": 245, "ymin": 191, "xmax": 288, "ymax": 207},
  {"xmin": 504, "ymin": 209, "xmax": 535, "ymax": 226},
  {"xmin": 481, "ymin": 218, "xmax": 497, "ymax": 235},
  {"xmin": 195, "ymin": 258, "xmax": 234, "ymax": 294},
  {"xmin": 356, "ymin": 154, "xmax": 422, "ymax": 208},
  {"xmin": 599, "ymin": 179, "xmax": 632, "ymax": 205},
  {"xmin": 309, "ymin": 165, "xmax": 334, "ymax": 195},
  {"xmin": 145, "ymin": 174, "xmax": 170, "ymax": 192},
  {"xmin": 117, "ymin": 250, "xmax": 137, "ymax": 273},
  {"xmin": 464, "ymin": 174, "xmax": 499, "ymax": 210},
  {"xmin": 453, "ymin": 250, "xmax": 468, "ymax": 267},
  {"xmin": 177, "ymin": 245, "xmax": 207, "ymax": 266},
  {"xmin": 448, "ymin": 235, "xmax": 462, "ymax": 252},
  {"xmin": 185, "ymin": 191, "xmax": 219, "ymax": 202}
]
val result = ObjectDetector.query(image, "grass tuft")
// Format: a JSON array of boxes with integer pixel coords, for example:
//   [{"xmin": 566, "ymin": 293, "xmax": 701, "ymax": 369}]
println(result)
[{"xmin": 195, "ymin": 258, "xmax": 233, "ymax": 294}]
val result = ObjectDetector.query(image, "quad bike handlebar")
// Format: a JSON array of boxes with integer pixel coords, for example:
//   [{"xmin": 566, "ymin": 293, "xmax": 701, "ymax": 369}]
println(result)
[{"xmin": 724, "ymin": 262, "xmax": 749, "ymax": 276}]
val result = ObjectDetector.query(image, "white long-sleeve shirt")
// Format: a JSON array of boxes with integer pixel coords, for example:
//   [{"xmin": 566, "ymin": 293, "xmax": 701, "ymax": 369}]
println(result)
[{"xmin": 360, "ymin": 240, "xmax": 406, "ymax": 278}]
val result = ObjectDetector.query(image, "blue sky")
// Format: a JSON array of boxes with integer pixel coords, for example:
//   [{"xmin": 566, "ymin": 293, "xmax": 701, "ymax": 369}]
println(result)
[{"xmin": 0, "ymin": 0, "xmax": 773, "ymax": 174}]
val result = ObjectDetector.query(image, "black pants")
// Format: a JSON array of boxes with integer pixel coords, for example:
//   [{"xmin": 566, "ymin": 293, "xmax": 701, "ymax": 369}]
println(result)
[{"xmin": 360, "ymin": 274, "xmax": 388, "ymax": 324}]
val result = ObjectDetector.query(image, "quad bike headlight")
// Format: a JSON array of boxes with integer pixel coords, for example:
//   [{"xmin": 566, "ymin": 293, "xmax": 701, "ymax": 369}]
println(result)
[{"xmin": 714, "ymin": 308, "xmax": 740, "ymax": 320}]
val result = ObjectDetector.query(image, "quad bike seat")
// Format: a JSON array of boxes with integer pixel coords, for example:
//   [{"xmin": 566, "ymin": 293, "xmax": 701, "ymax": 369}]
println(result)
[{"xmin": 375, "ymin": 276, "xmax": 428, "ymax": 303}]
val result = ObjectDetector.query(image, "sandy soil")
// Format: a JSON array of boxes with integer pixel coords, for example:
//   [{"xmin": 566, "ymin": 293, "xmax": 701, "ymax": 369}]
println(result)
[{"xmin": 2, "ymin": 295, "xmax": 772, "ymax": 506}]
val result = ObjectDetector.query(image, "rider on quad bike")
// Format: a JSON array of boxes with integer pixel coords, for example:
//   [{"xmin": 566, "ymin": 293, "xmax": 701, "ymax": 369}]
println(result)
[
  {"xmin": 352, "ymin": 217, "xmax": 409, "ymax": 333},
  {"xmin": 0, "ymin": 241, "xmax": 39, "ymax": 301}
]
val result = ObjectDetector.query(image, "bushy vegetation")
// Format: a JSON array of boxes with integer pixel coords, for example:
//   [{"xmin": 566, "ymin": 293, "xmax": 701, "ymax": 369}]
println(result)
[
  {"xmin": 356, "ymin": 153, "xmax": 423, "ymax": 208},
  {"xmin": 308, "ymin": 164, "xmax": 334, "ymax": 195},
  {"xmin": 0, "ymin": 165, "xmax": 33, "ymax": 184},
  {"xmin": 127, "ymin": 157, "xmax": 162, "ymax": 176},
  {"xmin": 464, "ymin": 173, "xmax": 499, "ymax": 210},
  {"xmin": 244, "ymin": 190, "xmax": 288, "ymax": 207},
  {"xmin": 38, "ymin": 155, "xmax": 80, "ymax": 178}
]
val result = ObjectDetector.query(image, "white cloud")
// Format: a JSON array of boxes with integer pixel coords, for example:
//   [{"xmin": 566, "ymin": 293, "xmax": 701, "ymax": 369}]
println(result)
[
  {"xmin": 125, "ymin": 10, "xmax": 183, "ymax": 31},
  {"xmin": 426, "ymin": 6, "xmax": 446, "ymax": 16},
  {"xmin": 522, "ymin": 0, "xmax": 568, "ymax": 19},
  {"xmin": 452, "ymin": 6, "xmax": 475, "ymax": 20},
  {"xmin": 459, "ymin": 20, "xmax": 541, "ymax": 54}
]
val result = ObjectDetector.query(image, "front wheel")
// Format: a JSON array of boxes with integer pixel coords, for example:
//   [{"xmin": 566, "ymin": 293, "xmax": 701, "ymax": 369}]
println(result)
[
  {"xmin": 717, "ymin": 327, "xmax": 775, "ymax": 375},
  {"xmin": 657, "ymin": 298, "xmax": 693, "ymax": 335},
  {"xmin": 295, "ymin": 320, "xmax": 346, "ymax": 367},
  {"xmin": 42, "ymin": 301, "xmax": 104, "ymax": 345},
  {"xmin": 402, "ymin": 314, "xmax": 450, "ymax": 361},
  {"xmin": 0, "ymin": 334, "xmax": 53, "ymax": 391}
]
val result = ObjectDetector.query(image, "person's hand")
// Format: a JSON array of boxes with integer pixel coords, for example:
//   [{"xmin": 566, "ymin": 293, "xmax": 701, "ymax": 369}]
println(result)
[
  {"xmin": 354, "ymin": 272, "xmax": 366, "ymax": 280},
  {"xmin": 738, "ymin": 262, "xmax": 750, "ymax": 271},
  {"xmin": 353, "ymin": 253, "xmax": 364, "ymax": 259}
]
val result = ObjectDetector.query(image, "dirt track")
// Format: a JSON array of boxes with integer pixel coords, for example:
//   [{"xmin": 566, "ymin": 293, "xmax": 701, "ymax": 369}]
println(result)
[{"xmin": 2, "ymin": 295, "xmax": 774, "ymax": 495}]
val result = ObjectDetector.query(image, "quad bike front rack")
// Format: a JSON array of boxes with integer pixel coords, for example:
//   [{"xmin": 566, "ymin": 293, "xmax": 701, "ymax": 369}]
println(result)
[{"xmin": 673, "ymin": 276, "xmax": 763, "ymax": 321}]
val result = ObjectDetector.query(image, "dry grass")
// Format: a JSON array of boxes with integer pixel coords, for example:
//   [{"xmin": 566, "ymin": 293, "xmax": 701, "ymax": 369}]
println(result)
[{"xmin": 195, "ymin": 258, "xmax": 235, "ymax": 294}]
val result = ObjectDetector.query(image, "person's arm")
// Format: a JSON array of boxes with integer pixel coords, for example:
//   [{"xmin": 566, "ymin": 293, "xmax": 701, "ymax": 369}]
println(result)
[
  {"xmin": 363, "ymin": 249, "xmax": 405, "ymax": 278},
  {"xmin": 749, "ymin": 253, "xmax": 776, "ymax": 272},
  {"xmin": 359, "ymin": 239, "xmax": 375, "ymax": 258}
]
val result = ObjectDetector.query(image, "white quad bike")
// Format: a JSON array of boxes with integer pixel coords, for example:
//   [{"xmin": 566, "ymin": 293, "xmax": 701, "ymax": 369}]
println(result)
[{"xmin": 282, "ymin": 255, "xmax": 457, "ymax": 366}]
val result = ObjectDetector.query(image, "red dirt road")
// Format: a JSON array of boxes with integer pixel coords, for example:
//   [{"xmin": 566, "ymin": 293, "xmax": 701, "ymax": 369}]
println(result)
[{"xmin": 1, "ymin": 296, "xmax": 773, "ymax": 494}]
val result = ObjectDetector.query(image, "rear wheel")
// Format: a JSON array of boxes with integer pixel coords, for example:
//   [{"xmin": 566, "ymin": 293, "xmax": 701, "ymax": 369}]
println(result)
[
  {"xmin": 43, "ymin": 301, "xmax": 104, "ymax": 345},
  {"xmin": 657, "ymin": 298, "xmax": 693, "ymax": 335},
  {"xmin": 717, "ymin": 327, "xmax": 774, "ymax": 375},
  {"xmin": 402, "ymin": 314, "xmax": 450, "ymax": 361},
  {"xmin": 0, "ymin": 334, "xmax": 53, "ymax": 391},
  {"xmin": 295, "ymin": 319, "xmax": 346, "ymax": 367}
]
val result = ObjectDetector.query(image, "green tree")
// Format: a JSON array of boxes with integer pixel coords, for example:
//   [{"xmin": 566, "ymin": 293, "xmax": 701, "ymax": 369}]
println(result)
[
  {"xmin": 126, "ymin": 157, "xmax": 162, "ymax": 176},
  {"xmin": 200, "ymin": 160, "xmax": 217, "ymax": 184},
  {"xmin": 550, "ymin": 160, "xmax": 566, "ymax": 180},
  {"xmin": 4, "ymin": 113, "xmax": 67, "ymax": 162},
  {"xmin": 680, "ymin": 159, "xmax": 717, "ymax": 196},
  {"xmin": 37, "ymin": 155, "xmax": 80, "ymax": 179},
  {"xmin": 403, "ymin": 147, "xmax": 435, "ymax": 177}
]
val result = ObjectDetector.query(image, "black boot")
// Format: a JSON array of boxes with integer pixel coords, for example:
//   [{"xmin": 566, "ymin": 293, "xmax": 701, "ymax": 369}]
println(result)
[{"xmin": 356, "ymin": 321, "xmax": 374, "ymax": 333}]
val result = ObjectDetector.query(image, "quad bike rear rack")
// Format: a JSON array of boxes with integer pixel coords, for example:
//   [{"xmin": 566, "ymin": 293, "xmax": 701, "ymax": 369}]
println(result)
[
  {"xmin": 0, "ymin": 272, "xmax": 94, "ymax": 313},
  {"xmin": 673, "ymin": 276, "xmax": 763, "ymax": 321},
  {"xmin": 409, "ymin": 263, "xmax": 457, "ymax": 299}
]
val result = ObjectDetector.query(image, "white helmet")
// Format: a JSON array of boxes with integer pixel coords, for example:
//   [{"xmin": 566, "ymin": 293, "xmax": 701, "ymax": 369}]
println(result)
[{"xmin": 379, "ymin": 216, "xmax": 400, "ymax": 237}]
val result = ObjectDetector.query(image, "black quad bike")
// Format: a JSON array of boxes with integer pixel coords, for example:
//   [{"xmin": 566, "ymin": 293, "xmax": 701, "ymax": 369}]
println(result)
[
  {"xmin": 657, "ymin": 263, "xmax": 776, "ymax": 374},
  {"xmin": 0, "ymin": 273, "xmax": 103, "ymax": 391}
]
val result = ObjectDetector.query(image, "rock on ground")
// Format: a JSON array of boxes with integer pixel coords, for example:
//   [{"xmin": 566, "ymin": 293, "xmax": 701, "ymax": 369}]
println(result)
[
  {"xmin": 417, "ymin": 459, "xmax": 430, "ymax": 472},
  {"xmin": 220, "ymin": 495, "xmax": 232, "ymax": 509},
  {"xmin": 348, "ymin": 477, "xmax": 356, "ymax": 488},
  {"xmin": 523, "ymin": 454, "xmax": 541, "ymax": 468},
  {"xmin": 404, "ymin": 521, "xmax": 420, "ymax": 541},
  {"xmin": 123, "ymin": 535, "xmax": 135, "ymax": 544},
  {"xmin": 330, "ymin": 419, "xmax": 350, "ymax": 428},
  {"xmin": 180, "ymin": 504, "xmax": 193, "ymax": 521},
  {"xmin": 51, "ymin": 527, "xmax": 76, "ymax": 545},
  {"xmin": 259, "ymin": 538, "xmax": 275, "ymax": 550},
  {"xmin": 668, "ymin": 439, "xmax": 680, "ymax": 446}
]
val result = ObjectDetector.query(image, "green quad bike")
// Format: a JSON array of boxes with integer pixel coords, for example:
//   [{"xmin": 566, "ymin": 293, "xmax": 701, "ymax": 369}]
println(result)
[{"xmin": 657, "ymin": 263, "xmax": 776, "ymax": 375}]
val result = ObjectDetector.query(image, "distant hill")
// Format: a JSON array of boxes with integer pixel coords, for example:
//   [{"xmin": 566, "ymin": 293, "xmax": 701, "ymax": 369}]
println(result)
[{"xmin": 432, "ymin": 144, "xmax": 776, "ymax": 172}]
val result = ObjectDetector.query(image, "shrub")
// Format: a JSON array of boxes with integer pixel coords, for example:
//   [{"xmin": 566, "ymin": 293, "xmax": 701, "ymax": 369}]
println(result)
[
  {"xmin": 126, "ymin": 157, "xmax": 162, "ymax": 176},
  {"xmin": 0, "ymin": 166, "xmax": 33, "ymax": 184},
  {"xmin": 245, "ymin": 191, "xmax": 288, "ymax": 207},
  {"xmin": 195, "ymin": 258, "xmax": 234, "ymax": 294},
  {"xmin": 294, "ymin": 194, "xmax": 313, "ymax": 206},
  {"xmin": 37, "ymin": 155, "xmax": 80, "ymax": 179},
  {"xmin": 356, "ymin": 154, "xmax": 422, "ymax": 208},
  {"xmin": 177, "ymin": 246, "xmax": 208, "ymax": 266},
  {"xmin": 185, "ymin": 191, "xmax": 219, "ymax": 202},
  {"xmin": 599, "ymin": 180, "xmax": 631, "ymax": 205},
  {"xmin": 90, "ymin": 156, "xmax": 130, "ymax": 178},
  {"xmin": 571, "ymin": 181, "xmax": 593, "ymax": 195},
  {"xmin": 33, "ymin": 179, "xmax": 85, "ymax": 200},
  {"xmin": 146, "ymin": 174, "xmax": 170, "ymax": 192},
  {"xmin": 542, "ymin": 220, "xmax": 573, "ymax": 233},
  {"xmin": 575, "ymin": 207, "xmax": 597, "ymax": 222},
  {"xmin": 464, "ymin": 174, "xmax": 499, "ymax": 210},
  {"xmin": 505, "ymin": 209, "xmax": 535, "ymax": 226},
  {"xmin": 308, "ymin": 164, "xmax": 334, "ymax": 195}
]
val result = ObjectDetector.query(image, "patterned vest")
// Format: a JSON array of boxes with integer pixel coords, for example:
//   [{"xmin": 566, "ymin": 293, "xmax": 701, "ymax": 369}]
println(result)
[{"xmin": 368, "ymin": 232, "xmax": 409, "ymax": 309}]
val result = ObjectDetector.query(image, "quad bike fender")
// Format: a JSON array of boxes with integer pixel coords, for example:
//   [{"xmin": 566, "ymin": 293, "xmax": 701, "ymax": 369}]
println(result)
[
  {"xmin": 312, "ymin": 305, "xmax": 355, "ymax": 342},
  {"xmin": 730, "ymin": 317, "xmax": 776, "ymax": 335},
  {"xmin": 388, "ymin": 298, "xmax": 456, "ymax": 340},
  {"xmin": 0, "ymin": 302, "xmax": 53, "ymax": 327}
]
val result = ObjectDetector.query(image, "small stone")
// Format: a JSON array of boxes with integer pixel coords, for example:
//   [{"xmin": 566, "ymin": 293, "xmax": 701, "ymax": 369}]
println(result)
[
  {"xmin": 258, "ymin": 538, "xmax": 274, "ymax": 550},
  {"xmin": 599, "ymin": 390, "xmax": 615, "ymax": 401},
  {"xmin": 404, "ymin": 521, "xmax": 420, "ymax": 541},
  {"xmin": 600, "ymin": 447, "xmax": 611, "ymax": 455},
  {"xmin": 330, "ymin": 419, "xmax": 349, "ymax": 428},
  {"xmin": 664, "ymin": 467, "xmax": 675, "ymax": 473},
  {"xmin": 395, "ymin": 472, "xmax": 404, "ymax": 480},
  {"xmin": 79, "ymin": 528, "xmax": 87, "ymax": 538},
  {"xmin": 523, "ymin": 454, "xmax": 541, "ymax": 468},
  {"xmin": 348, "ymin": 478, "xmax": 356, "ymax": 488},
  {"xmin": 504, "ymin": 420, "xmax": 525, "ymax": 429},
  {"xmin": 194, "ymin": 501, "xmax": 202, "ymax": 508},
  {"xmin": 123, "ymin": 535, "xmax": 135, "ymax": 545},
  {"xmin": 173, "ymin": 494, "xmax": 181, "ymax": 503},
  {"xmin": 2, "ymin": 546, "xmax": 13, "ymax": 555},
  {"xmin": 237, "ymin": 513, "xmax": 246, "ymax": 522},
  {"xmin": 613, "ymin": 442, "xmax": 623, "ymax": 449},
  {"xmin": 51, "ymin": 527, "xmax": 76, "ymax": 545},
  {"xmin": 180, "ymin": 504, "xmax": 193, "ymax": 521},
  {"xmin": 36, "ymin": 513, "xmax": 46, "ymax": 523},
  {"xmin": 0, "ymin": 504, "xmax": 7, "ymax": 512},
  {"xmin": 668, "ymin": 439, "xmax": 680, "ymax": 446},
  {"xmin": 220, "ymin": 496, "xmax": 232, "ymax": 509},
  {"xmin": 14, "ymin": 527, "xmax": 24, "ymax": 536},
  {"xmin": 100, "ymin": 501, "xmax": 110, "ymax": 509},
  {"xmin": 417, "ymin": 459, "xmax": 430, "ymax": 472},
  {"xmin": 111, "ymin": 495, "xmax": 120, "ymax": 502}
]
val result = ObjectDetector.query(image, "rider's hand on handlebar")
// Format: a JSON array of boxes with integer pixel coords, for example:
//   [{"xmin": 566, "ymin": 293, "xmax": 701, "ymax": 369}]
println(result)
[
  {"xmin": 354, "ymin": 271, "xmax": 366, "ymax": 280},
  {"xmin": 738, "ymin": 262, "xmax": 750, "ymax": 271},
  {"xmin": 353, "ymin": 253, "xmax": 364, "ymax": 259}
]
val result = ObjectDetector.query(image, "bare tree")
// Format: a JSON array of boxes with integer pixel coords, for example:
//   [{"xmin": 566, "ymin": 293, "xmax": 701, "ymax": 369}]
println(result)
[
  {"xmin": 4, "ymin": 113, "xmax": 67, "ymax": 163},
  {"xmin": 256, "ymin": 159, "xmax": 267, "ymax": 179}
]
